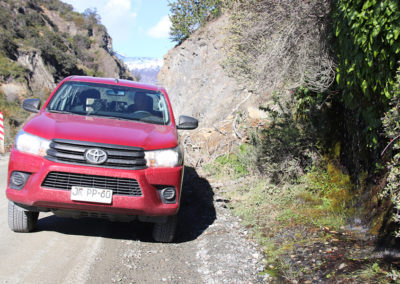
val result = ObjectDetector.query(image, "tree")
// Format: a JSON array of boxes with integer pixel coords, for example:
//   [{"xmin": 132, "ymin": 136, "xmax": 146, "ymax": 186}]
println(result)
[
  {"xmin": 83, "ymin": 8, "xmax": 101, "ymax": 36},
  {"xmin": 169, "ymin": 0, "xmax": 222, "ymax": 44}
]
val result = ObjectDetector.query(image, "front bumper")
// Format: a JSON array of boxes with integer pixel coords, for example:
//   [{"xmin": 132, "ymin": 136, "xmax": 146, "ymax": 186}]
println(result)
[{"xmin": 6, "ymin": 150, "xmax": 183, "ymax": 216}]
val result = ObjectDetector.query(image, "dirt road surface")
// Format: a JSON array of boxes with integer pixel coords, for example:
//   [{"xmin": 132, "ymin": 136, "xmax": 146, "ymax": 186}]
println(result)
[{"xmin": 0, "ymin": 155, "xmax": 267, "ymax": 284}]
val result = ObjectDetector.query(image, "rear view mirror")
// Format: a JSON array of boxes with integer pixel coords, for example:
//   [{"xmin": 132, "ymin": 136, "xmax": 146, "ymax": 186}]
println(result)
[
  {"xmin": 22, "ymin": 98, "xmax": 41, "ymax": 113},
  {"xmin": 106, "ymin": 89, "xmax": 126, "ymax": 96}
]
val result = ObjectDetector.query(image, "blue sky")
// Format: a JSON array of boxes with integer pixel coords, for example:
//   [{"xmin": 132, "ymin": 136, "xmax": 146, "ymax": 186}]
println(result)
[{"xmin": 62, "ymin": 0, "xmax": 175, "ymax": 59}]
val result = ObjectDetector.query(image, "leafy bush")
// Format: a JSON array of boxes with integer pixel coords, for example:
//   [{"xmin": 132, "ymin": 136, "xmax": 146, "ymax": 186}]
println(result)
[
  {"xmin": 72, "ymin": 34, "xmax": 91, "ymax": 59},
  {"xmin": 0, "ymin": 55, "xmax": 28, "ymax": 81},
  {"xmin": 33, "ymin": 30, "xmax": 82, "ymax": 80},
  {"xmin": 169, "ymin": 0, "xmax": 223, "ymax": 43},
  {"xmin": 381, "ymin": 67, "xmax": 400, "ymax": 238},
  {"xmin": 246, "ymin": 92, "xmax": 320, "ymax": 184},
  {"xmin": 0, "ymin": 32, "xmax": 18, "ymax": 60},
  {"xmin": 333, "ymin": 0, "xmax": 400, "ymax": 173},
  {"xmin": 335, "ymin": 0, "xmax": 400, "ymax": 107}
]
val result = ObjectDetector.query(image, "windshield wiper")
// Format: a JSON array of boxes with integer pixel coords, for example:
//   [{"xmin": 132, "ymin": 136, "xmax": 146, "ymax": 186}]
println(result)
[
  {"xmin": 86, "ymin": 113, "xmax": 132, "ymax": 121},
  {"xmin": 47, "ymin": 109, "xmax": 73, "ymax": 114},
  {"xmin": 139, "ymin": 117, "xmax": 165, "ymax": 125}
]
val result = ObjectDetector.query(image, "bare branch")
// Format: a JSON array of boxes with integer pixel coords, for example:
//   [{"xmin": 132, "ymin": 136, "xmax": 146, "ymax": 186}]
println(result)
[
  {"xmin": 223, "ymin": 0, "xmax": 334, "ymax": 95},
  {"xmin": 233, "ymin": 113, "xmax": 242, "ymax": 139}
]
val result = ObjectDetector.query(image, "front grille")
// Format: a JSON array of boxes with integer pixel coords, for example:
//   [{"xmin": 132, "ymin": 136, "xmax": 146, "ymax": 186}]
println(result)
[
  {"xmin": 42, "ymin": 172, "xmax": 142, "ymax": 196},
  {"xmin": 45, "ymin": 139, "xmax": 146, "ymax": 170}
]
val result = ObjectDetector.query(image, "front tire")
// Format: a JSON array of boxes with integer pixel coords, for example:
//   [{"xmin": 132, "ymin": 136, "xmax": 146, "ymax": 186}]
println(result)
[
  {"xmin": 8, "ymin": 201, "xmax": 39, "ymax": 232},
  {"xmin": 152, "ymin": 215, "xmax": 177, "ymax": 243}
]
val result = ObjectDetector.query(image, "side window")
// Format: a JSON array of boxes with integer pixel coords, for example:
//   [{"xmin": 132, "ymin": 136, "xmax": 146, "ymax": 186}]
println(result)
[
  {"xmin": 148, "ymin": 94, "xmax": 157, "ymax": 111},
  {"xmin": 158, "ymin": 94, "xmax": 169, "ymax": 121},
  {"xmin": 48, "ymin": 84, "xmax": 73, "ymax": 110}
]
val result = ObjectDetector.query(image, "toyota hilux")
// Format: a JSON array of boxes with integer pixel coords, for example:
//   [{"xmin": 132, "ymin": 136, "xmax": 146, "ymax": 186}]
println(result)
[{"xmin": 6, "ymin": 76, "xmax": 198, "ymax": 242}]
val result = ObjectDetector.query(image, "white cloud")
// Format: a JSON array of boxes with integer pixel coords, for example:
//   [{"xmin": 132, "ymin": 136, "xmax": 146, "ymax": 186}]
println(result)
[
  {"xmin": 147, "ymin": 15, "xmax": 171, "ymax": 39},
  {"xmin": 100, "ymin": 0, "xmax": 137, "ymax": 42},
  {"xmin": 103, "ymin": 0, "xmax": 135, "ymax": 17}
]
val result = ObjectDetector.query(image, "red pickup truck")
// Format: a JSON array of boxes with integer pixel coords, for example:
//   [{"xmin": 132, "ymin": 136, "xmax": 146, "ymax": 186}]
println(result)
[{"xmin": 6, "ymin": 76, "xmax": 198, "ymax": 242}]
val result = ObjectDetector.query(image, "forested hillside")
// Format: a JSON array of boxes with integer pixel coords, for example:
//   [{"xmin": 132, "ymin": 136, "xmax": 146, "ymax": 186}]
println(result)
[
  {"xmin": 161, "ymin": 0, "xmax": 400, "ymax": 281},
  {"xmin": 0, "ymin": 0, "xmax": 133, "ymax": 145}
]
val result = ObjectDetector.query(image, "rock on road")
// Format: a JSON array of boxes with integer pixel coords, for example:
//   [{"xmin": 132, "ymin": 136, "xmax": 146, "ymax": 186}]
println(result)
[{"xmin": 0, "ymin": 154, "xmax": 266, "ymax": 283}]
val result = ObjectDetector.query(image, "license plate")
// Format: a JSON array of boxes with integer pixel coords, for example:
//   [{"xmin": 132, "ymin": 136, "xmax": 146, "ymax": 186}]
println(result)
[{"xmin": 71, "ymin": 186, "xmax": 113, "ymax": 204}]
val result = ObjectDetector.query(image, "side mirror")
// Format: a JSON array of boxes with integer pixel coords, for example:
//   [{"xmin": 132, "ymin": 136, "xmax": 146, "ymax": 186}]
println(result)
[
  {"xmin": 22, "ymin": 98, "xmax": 41, "ymax": 113},
  {"xmin": 177, "ymin": 115, "xmax": 198, "ymax": 130}
]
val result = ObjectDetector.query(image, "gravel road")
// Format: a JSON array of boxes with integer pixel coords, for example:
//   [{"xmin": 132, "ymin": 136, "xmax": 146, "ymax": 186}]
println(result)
[{"xmin": 0, "ymin": 155, "xmax": 267, "ymax": 284}]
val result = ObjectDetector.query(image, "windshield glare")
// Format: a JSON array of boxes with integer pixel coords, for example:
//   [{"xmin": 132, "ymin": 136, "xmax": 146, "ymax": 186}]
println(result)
[{"xmin": 47, "ymin": 81, "xmax": 170, "ymax": 125}]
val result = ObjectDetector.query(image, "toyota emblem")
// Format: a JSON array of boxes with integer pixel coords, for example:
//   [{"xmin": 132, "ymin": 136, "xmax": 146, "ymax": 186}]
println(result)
[{"xmin": 85, "ymin": 148, "xmax": 107, "ymax": 164}]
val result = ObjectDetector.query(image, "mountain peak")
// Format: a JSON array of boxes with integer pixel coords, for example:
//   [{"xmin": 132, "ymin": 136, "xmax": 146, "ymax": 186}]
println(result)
[{"xmin": 116, "ymin": 54, "xmax": 163, "ymax": 84}]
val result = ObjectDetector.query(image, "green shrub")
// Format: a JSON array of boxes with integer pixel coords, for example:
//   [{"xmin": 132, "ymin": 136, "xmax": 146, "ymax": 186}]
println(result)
[
  {"xmin": 247, "ymin": 92, "xmax": 320, "ymax": 184},
  {"xmin": 0, "ymin": 55, "xmax": 28, "ymax": 81},
  {"xmin": 0, "ymin": 32, "xmax": 18, "ymax": 60},
  {"xmin": 32, "ymin": 30, "xmax": 82, "ymax": 80},
  {"xmin": 381, "ymin": 67, "xmax": 400, "ymax": 238},
  {"xmin": 333, "ymin": 0, "xmax": 400, "ymax": 174},
  {"xmin": 72, "ymin": 14, "xmax": 85, "ymax": 28},
  {"xmin": 219, "ymin": 159, "xmax": 353, "ymax": 274},
  {"xmin": 301, "ymin": 161, "xmax": 353, "ymax": 215},
  {"xmin": 204, "ymin": 152, "xmax": 248, "ymax": 179},
  {"xmin": 72, "ymin": 34, "xmax": 91, "ymax": 60}
]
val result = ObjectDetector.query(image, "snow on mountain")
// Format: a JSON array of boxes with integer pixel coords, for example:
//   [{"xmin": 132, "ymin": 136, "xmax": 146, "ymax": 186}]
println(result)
[{"xmin": 116, "ymin": 54, "xmax": 163, "ymax": 84}]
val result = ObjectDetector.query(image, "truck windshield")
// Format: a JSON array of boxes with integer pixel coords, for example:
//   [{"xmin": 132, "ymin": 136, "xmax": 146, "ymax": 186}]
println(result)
[{"xmin": 47, "ymin": 81, "xmax": 170, "ymax": 125}]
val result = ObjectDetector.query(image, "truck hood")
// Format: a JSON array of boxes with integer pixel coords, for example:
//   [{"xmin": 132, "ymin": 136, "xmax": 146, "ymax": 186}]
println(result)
[{"xmin": 23, "ymin": 112, "xmax": 178, "ymax": 150}]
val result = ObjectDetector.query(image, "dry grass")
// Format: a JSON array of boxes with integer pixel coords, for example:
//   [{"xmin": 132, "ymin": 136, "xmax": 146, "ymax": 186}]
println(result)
[{"xmin": 223, "ymin": 0, "xmax": 335, "ymax": 96}]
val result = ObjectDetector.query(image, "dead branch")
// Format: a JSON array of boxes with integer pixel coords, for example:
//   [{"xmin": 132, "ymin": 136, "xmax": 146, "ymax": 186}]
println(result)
[
  {"xmin": 231, "ymin": 92, "xmax": 252, "ymax": 115},
  {"xmin": 213, "ymin": 126, "xmax": 226, "ymax": 135},
  {"xmin": 381, "ymin": 134, "xmax": 400, "ymax": 157},
  {"xmin": 225, "ymin": 0, "xmax": 334, "ymax": 95},
  {"xmin": 233, "ymin": 113, "xmax": 243, "ymax": 139}
]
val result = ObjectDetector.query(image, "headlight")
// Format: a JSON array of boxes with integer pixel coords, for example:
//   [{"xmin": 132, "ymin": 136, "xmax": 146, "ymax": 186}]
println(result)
[
  {"xmin": 15, "ymin": 130, "xmax": 51, "ymax": 156},
  {"xmin": 145, "ymin": 146, "xmax": 183, "ymax": 167}
]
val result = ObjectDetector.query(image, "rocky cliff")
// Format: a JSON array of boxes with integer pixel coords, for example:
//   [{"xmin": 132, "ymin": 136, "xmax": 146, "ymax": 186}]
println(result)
[
  {"xmin": 159, "ymin": 1, "xmax": 332, "ymax": 128},
  {"xmin": 158, "ymin": 15, "xmax": 258, "ymax": 127},
  {"xmin": 0, "ymin": 0, "xmax": 132, "ymax": 99},
  {"xmin": 0, "ymin": 0, "xmax": 133, "ymax": 144}
]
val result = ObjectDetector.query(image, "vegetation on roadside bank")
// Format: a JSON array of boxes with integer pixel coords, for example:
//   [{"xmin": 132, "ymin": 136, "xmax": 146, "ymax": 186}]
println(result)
[
  {"xmin": 168, "ymin": 0, "xmax": 400, "ymax": 281},
  {"xmin": 203, "ymin": 92, "xmax": 399, "ymax": 282},
  {"xmin": 203, "ymin": 93, "xmax": 359, "ymax": 281}
]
